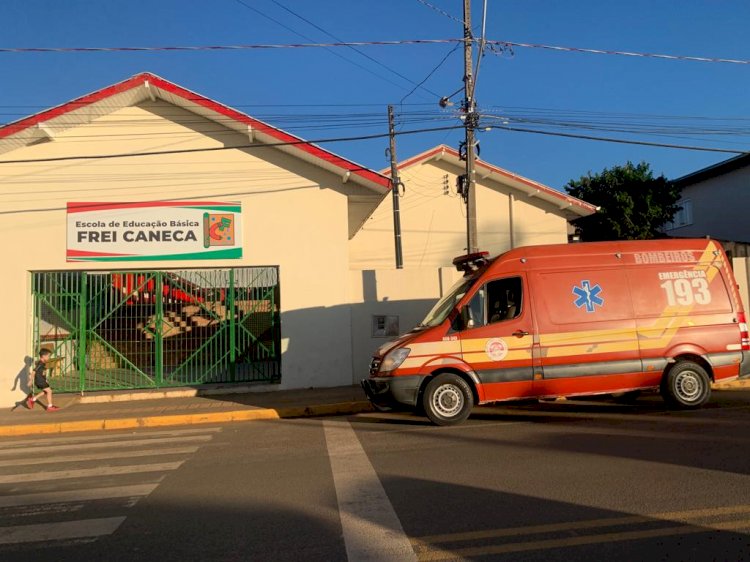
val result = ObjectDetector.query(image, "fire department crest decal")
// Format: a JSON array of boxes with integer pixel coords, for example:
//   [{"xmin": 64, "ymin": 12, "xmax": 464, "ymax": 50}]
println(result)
[{"xmin": 485, "ymin": 338, "xmax": 509, "ymax": 361}]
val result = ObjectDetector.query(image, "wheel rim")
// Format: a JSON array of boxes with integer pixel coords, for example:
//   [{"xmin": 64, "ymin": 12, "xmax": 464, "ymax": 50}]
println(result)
[
  {"xmin": 432, "ymin": 383, "xmax": 464, "ymax": 418},
  {"xmin": 674, "ymin": 370, "xmax": 704, "ymax": 402}
]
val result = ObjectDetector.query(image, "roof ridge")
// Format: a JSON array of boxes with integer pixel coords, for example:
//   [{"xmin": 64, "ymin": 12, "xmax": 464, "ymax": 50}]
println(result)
[{"xmin": 0, "ymin": 72, "xmax": 390, "ymax": 190}]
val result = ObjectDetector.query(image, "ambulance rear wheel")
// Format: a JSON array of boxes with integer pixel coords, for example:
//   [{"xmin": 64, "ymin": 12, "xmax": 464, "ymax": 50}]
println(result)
[
  {"xmin": 423, "ymin": 374, "xmax": 473, "ymax": 426},
  {"xmin": 661, "ymin": 361, "xmax": 711, "ymax": 409}
]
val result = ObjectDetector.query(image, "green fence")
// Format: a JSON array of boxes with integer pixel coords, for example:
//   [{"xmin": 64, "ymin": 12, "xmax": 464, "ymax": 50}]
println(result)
[{"xmin": 32, "ymin": 268, "xmax": 281, "ymax": 392}]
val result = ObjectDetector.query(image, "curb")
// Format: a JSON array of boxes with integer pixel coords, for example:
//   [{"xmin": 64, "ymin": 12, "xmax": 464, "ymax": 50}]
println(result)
[
  {"xmin": 77, "ymin": 384, "xmax": 275, "ymax": 404},
  {"xmin": 713, "ymin": 379, "xmax": 750, "ymax": 390},
  {"xmin": 0, "ymin": 401, "xmax": 374, "ymax": 437}
]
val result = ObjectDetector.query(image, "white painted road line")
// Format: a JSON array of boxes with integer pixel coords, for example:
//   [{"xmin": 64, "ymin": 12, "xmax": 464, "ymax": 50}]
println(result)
[
  {"xmin": 0, "ymin": 435, "xmax": 212, "ymax": 457},
  {"xmin": 0, "ymin": 516, "xmax": 126, "ymax": 545},
  {"xmin": 0, "ymin": 461, "xmax": 184, "ymax": 484},
  {"xmin": 0, "ymin": 483, "xmax": 158, "ymax": 509},
  {"xmin": 0, "ymin": 445, "xmax": 200, "ymax": 467},
  {"xmin": 0, "ymin": 426, "xmax": 222, "ymax": 449},
  {"xmin": 324, "ymin": 420, "xmax": 416, "ymax": 562}
]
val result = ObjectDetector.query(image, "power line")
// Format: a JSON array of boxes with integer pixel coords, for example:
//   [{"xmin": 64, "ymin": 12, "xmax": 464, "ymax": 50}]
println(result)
[
  {"xmin": 1, "ymin": 122, "xmax": 747, "ymax": 167},
  {"xmin": 231, "ymin": 0, "xmax": 413, "ymax": 94},
  {"xmin": 414, "ymin": 0, "xmax": 464, "ymax": 25},
  {"xmin": 486, "ymin": 123, "xmax": 750, "ymax": 154},
  {"xmin": 400, "ymin": 43, "xmax": 461, "ymax": 104},
  {"xmin": 486, "ymin": 40, "xmax": 750, "ymax": 65},
  {"xmin": 0, "ymin": 39, "xmax": 458, "ymax": 53},
  {"xmin": 268, "ymin": 0, "xmax": 441, "ymax": 98},
  {"xmin": 0, "ymin": 124, "xmax": 465, "ymax": 165},
  {"xmin": 1, "ymin": 38, "xmax": 749, "ymax": 65}
]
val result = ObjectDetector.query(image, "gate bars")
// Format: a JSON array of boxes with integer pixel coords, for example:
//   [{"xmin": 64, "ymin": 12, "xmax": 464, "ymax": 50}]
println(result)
[{"xmin": 32, "ymin": 267, "xmax": 281, "ymax": 392}]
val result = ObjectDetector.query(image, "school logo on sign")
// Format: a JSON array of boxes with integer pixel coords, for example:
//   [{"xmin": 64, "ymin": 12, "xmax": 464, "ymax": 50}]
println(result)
[{"xmin": 204, "ymin": 213, "xmax": 236, "ymax": 248}]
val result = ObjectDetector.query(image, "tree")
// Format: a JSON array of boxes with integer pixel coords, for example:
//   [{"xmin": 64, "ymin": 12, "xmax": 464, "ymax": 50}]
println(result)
[{"xmin": 564, "ymin": 161, "xmax": 682, "ymax": 241}]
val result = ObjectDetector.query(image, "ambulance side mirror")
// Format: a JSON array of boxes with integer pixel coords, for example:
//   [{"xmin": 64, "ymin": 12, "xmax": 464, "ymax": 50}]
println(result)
[{"xmin": 459, "ymin": 305, "xmax": 475, "ymax": 330}]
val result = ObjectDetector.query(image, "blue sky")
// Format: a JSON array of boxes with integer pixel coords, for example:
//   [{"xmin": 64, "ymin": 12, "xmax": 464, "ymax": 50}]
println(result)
[{"xmin": 1, "ymin": 0, "xmax": 749, "ymax": 190}]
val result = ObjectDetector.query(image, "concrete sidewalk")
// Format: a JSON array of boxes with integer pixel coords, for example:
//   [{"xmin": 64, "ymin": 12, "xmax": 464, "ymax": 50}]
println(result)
[{"xmin": 1, "ymin": 385, "xmax": 373, "ymax": 437}]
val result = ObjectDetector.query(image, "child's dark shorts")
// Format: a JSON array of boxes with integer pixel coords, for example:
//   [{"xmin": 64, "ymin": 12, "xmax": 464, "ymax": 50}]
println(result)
[{"xmin": 34, "ymin": 374, "xmax": 50, "ymax": 390}]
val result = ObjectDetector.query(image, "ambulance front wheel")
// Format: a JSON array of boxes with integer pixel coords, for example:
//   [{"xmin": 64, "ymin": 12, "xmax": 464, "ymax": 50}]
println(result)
[
  {"xmin": 423, "ymin": 373, "xmax": 474, "ymax": 426},
  {"xmin": 661, "ymin": 360, "xmax": 711, "ymax": 409}
]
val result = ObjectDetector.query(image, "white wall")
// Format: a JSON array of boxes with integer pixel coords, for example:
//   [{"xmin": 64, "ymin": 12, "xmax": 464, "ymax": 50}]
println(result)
[
  {"xmin": 349, "ymin": 158, "xmax": 570, "ymax": 270},
  {"xmin": 348, "ymin": 267, "xmax": 461, "ymax": 383},
  {"xmin": 0, "ymin": 101, "xmax": 367, "ymax": 406}
]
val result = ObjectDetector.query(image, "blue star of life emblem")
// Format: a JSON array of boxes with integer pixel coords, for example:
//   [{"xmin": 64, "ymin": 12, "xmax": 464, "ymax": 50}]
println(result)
[{"xmin": 573, "ymin": 280, "xmax": 604, "ymax": 313}]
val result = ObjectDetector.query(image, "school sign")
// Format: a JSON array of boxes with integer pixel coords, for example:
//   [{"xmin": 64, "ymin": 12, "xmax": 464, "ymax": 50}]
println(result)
[{"xmin": 66, "ymin": 201, "xmax": 242, "ymax": 262}]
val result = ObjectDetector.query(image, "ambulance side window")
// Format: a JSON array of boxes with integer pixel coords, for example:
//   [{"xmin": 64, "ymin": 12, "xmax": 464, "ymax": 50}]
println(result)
[
  {"xmin": 487, "ymin": 277, "xmax": 522, "ymax": 323},
  {"xmin": 464, "ymin": 277, "xmax": 522, "ymax": 329}
]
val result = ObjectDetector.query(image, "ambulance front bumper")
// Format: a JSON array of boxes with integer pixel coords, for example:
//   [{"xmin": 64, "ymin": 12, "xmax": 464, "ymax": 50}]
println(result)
[{"xmin": 360, "ymin": 376, "xmax": 425, "ymax": 411}]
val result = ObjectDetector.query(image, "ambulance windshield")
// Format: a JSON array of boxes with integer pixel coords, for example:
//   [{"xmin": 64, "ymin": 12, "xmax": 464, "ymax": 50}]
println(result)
[{"xmin": 420, "ymin": 275, "xmax": 476, "ymax": 327}]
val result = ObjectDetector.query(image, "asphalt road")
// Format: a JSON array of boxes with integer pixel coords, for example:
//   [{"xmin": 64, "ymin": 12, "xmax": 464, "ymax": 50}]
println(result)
[{"xmin": 2, "ymin": 390, "xmax": 750, "ymax": 561}]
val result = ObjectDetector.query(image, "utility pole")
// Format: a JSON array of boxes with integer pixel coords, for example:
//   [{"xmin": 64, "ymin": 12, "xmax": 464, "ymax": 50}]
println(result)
[
  {"xmin": 387, "ymin": 105, "xmax": 404, "ymax": 269},
  {"xmin": 462, "ymin": 0, "xmax": 479, "ymax": 254}
]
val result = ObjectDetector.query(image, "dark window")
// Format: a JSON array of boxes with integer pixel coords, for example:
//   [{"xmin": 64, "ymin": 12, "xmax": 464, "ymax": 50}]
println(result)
[{"xmin": 465, "ymin": 277, "xmax": 523, "ymax": 329}]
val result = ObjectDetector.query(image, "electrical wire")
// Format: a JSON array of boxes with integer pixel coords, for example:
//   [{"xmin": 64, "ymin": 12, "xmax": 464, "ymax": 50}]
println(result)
[
  {"xmin": 485, "ymin": 122, "xmax": 749, "ymax": 154},
  {"xmin": 0, "ymin": 124, "xmax": 466, "ymax": 165},
  {"xmin": 268, "ymin": 0, "xmax": 441, "ymax": 99},
  {"xmin": 2, "ymin": 37, "xmax": 747, "ymax": 65},
  {"xmin": 232, "ymin": 0, "xmax": 419, "ymax": 94},
  {"xmin": 400, "ymin": 43, "xmax": 462, "ymax": 104},
  {"xmin": 414, "ymin": 0, "xmax": 464, "ymax": 26}
]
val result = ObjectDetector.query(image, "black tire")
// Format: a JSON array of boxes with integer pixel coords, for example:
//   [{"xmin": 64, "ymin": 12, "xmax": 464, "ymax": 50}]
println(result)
[
  {"xmin": 661, "ymin": 361, "xmax": 711, "ymax": 409},
  {"xmin": 422, "ymin": 373, "xmax": 474, "ymax": 426}
]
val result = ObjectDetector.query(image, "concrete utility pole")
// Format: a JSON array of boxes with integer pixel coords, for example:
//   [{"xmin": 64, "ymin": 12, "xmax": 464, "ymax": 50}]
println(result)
[
  {"xmin": 387, "ymin": 105, "xmax": 404, "ymax": 269},
  {"xmin": 462, "ymin": 0, "xmax": 479, "ymax": 254}
]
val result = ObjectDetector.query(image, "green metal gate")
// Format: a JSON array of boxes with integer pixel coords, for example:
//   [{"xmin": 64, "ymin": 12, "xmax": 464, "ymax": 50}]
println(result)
[{"xmin": 32, "ymin": 267, "xmax": 281, "ymax": 392}]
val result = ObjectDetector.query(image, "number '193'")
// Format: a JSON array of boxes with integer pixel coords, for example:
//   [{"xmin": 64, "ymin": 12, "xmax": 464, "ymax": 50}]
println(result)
[{"xmin": 660, "ymin": 278, "xmax": 711, "ymax": 306}]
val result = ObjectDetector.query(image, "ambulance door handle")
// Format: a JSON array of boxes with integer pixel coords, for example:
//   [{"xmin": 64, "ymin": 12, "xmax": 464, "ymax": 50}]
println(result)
[{"xmin": 513, "ymin": 330, "xmax": 529, "ymax": 338}]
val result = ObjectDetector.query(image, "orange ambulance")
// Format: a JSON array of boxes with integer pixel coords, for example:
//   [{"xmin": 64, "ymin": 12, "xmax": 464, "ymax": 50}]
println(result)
[{"xmin": 361, "ymin": 239, "xmax": 750, "ymax": 425}]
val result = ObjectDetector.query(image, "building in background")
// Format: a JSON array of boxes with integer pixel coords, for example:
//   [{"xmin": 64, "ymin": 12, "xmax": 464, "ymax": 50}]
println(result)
[
  {"xmin": 0, "ymin": 73, "xmax": 597, "ymax": 407},
  {"xmin": 665, "ymin": 154, "xmax": 750, "ymax": 309},
  {"xmin": 0, "ymin": 72, "xmax": 390, "ymax": 407},
  {"xmin": 348, "ymin": 145, "xmax": 597, "ymax": 375}
]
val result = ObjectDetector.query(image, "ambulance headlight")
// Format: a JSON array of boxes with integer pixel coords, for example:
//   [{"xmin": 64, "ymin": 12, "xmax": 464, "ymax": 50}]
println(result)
[{"xmin": 380, "ymin": 348, "xmax": 410, "ymax": 372}]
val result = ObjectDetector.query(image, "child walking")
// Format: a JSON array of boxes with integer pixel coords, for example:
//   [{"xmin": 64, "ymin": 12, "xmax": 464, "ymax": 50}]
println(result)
[{"xmin": 27, "ymin": 349, "xmax": 60, "ymax": 411}]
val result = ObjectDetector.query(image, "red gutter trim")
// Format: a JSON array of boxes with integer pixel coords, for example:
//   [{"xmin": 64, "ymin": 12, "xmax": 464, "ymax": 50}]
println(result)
[
  {"xmin": 0, "ymin": 74, "xmax": 146, "ymax": 140},
  {"xmin": 393, "ymin": 144, "xmax": 597, "ymax": 212},
  {"xmin": 0, "ymin": 72, "xmax": 390, "ymax": 190}
]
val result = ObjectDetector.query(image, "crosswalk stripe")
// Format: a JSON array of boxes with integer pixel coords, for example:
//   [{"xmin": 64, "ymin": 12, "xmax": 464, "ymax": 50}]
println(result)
[
  {"xmin": 325, "ymin": 421, "xmax": 417, "ymax": 561},
  {"xmin": 0, "ymin": 427, "xmax": 221, "ymax": 450},
  {"xmin": 0, "ymin": 461, "xmax": 184, "ymax": 484},
  {"xmin": 0, "ymin": 516, "xmax": 126, "ymax": 545},
  {"xmin": 0, "ymin": 446, "xmax": 200, "ymax": 468},
  {"xmin": 0, "ymin": 435, "xmax": 212, "ymax": 457},
  {"xmin": 0, "ymin": 483, "xmax": 158, "ymax": 508}
]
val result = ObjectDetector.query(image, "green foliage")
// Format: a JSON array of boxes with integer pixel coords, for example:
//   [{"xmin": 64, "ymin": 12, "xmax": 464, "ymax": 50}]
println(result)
[{"xmin": 564, "ymin": 161, "xmax": 682, "ymax": 241}]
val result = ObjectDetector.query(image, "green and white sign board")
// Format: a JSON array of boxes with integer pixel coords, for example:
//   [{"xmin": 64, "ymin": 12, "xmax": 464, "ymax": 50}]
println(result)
[{"xmin": 67, "ymin": 201, "xmax": 242, "ymax": 262}]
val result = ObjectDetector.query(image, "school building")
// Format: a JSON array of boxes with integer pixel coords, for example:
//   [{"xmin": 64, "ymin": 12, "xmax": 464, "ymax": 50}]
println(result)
[{"xmin": 0, "ymin": 72, "xmax": 596, "ymax": 407}]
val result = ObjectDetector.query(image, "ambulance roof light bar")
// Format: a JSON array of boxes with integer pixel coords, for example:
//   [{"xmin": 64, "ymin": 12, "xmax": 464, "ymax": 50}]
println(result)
[{"xmin": 452, "ymin": 251, "xmax": 490, "ymax": 273}]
